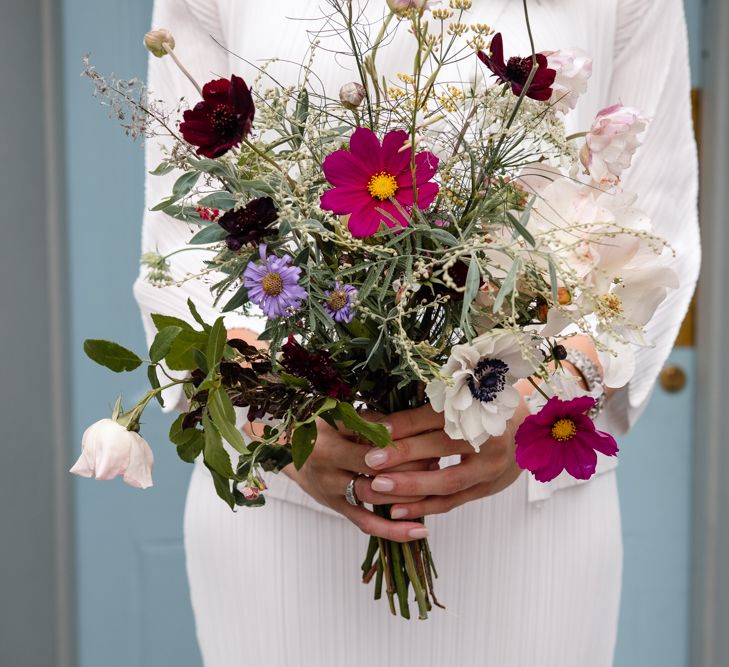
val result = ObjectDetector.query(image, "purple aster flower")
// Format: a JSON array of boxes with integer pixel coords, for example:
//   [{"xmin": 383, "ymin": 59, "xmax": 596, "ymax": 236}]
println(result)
[
  {"xmin": 323, "ymin": 282, "xmax": 358, "ymax": 324},
  {"xmin": 243, "ymin": 244, "xmax": 307, "ymax": 319}
]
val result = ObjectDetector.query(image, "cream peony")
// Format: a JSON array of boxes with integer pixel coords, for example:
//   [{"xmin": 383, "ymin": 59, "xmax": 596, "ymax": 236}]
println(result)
[
  {"xmin": 70, "ymin": 418, "xmax": 154, "ymax": 489},
  {"xmin": 579, "ymin": 104, "xmax": 648, "ymax": 185},
  {"xmin": 426, "ymin": 331, "xmax": 539, "ymax": 450},
  {"xmin": 544, "ymin": 49, "xmax": 592, "ymax": 114}
]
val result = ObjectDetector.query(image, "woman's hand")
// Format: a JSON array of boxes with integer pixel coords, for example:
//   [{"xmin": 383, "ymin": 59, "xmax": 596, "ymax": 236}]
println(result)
[
  {"xmin": 281, "ymin": 417, "xmax": 436, "ymax": 542},
  {"xmin": 361, "ymin": 398, "xmax": 529, "ymax": 519}
]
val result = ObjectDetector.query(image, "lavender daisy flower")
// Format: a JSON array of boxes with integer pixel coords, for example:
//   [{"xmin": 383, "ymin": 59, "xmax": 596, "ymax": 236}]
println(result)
[
  {"xmin": 243, "ymin": 244, "xmax": 307, "ymax": 318},
  {"xmin": 323, "ymin": 282, "xmax": 357, "ymax": 323}
]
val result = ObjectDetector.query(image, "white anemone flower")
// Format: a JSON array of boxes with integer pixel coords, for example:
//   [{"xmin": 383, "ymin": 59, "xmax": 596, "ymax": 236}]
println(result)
[
  {"xmin": 426, "ymin": 331, "xmax": 540, "ymax": 451},
  {"xmin": 70, "ymin": 418, "xmax": 154, "ymax": 489}
]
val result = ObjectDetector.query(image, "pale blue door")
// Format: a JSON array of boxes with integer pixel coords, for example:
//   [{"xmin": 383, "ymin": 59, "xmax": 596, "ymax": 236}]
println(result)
[{"xmin": 63, "ymin": 2, "xmax": 702, "ymax": 666}]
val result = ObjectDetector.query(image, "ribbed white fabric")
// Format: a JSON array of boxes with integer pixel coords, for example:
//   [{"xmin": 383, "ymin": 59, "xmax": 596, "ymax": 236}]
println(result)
[{"xmin": 134, "ymin": 1, "xmax": 699, "ymax": 664}]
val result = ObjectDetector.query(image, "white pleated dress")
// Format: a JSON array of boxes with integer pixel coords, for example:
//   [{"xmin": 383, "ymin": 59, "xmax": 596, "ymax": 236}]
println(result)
[{"xmin": 134, "ymin": 1, "xmax": 700, "ymax": 665}]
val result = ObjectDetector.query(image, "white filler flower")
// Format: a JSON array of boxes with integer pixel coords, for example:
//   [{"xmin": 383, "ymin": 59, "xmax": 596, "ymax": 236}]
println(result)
[
  {"xmin": 426, "ymin": 331, "xmax": 539, "ymax": 450},
  {"xmin": 70, "ymin": 418, "xmax": 154, "ymax": 489}
]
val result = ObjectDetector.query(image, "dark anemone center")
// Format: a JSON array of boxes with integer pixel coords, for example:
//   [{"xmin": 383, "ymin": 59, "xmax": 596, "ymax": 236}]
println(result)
[
  {"xmin": 468, "ymin": 358, "xmax": 509, "ymax": 402},
  {"xmin": 505, "ymin": 56, "xmax": 533, "ymax": 84},
  {"xmin": 210, "ymin": 103, "xmax": 240, "ymax": 136}
]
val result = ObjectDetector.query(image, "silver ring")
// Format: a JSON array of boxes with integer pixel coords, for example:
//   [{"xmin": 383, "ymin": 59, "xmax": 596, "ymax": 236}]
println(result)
[{"xmin": 345, "ymin": 474, "xmax": 363, "ymax": 506}]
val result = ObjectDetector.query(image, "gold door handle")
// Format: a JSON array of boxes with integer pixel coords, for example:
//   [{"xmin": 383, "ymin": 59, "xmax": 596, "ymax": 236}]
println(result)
[{"xmin": 660, "ymin": 365, "xmax": 687, "ymax": 393}]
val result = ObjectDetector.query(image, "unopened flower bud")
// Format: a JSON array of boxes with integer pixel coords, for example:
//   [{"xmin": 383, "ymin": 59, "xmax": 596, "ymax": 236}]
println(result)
[
  {"xmin": 557, "ymin": 287, "xmax": 572, "ymax": 305},
  {"xmin": 144, "ymin": 29, "xmax": 175, "ymax": 58},
  {"xmin": 339, "ymin": 82, "xmax": 366, "ymax": 110},
  {"xmin": 387, "ymin": 0, "xmax": 431, "ymax": 16}
]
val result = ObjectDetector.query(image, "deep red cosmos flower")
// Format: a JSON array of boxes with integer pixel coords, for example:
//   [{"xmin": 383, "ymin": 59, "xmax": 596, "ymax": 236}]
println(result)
[
  {"xmin": 320, "ymin": 127, "xmax": 439, "ymax": 238},
  {"xmin": 217, "ymin": 196, "xmax": 278, "ymax": 251},
  {"xmin": 514, "ymin": 395, "xmax": 618, "ymax": 482},
  {"xmin": 281, "ymin": 336, "xmax": 352, "ymax": 400},
  {"xmin": 179, "ymin": 75, "xmax": 255, "ymax": 158},
  {"xmin": 477, "ymin": 33, "xmax": 556, "ymax": 102}
]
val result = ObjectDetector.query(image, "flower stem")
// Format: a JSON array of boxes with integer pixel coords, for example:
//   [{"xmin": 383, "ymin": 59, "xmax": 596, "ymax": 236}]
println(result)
[
  {"xmin": 403, "ymin": 541, "xmax": 429, "ymax": 619},
  {"xmin": 163, "ymin": 44, "xmax": 203, "ymax": 97}
]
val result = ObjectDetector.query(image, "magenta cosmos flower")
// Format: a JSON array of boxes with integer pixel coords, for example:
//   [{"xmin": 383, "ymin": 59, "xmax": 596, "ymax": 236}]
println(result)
[
  {"xmin": 478, "ymin": 33, "xmax": 556, "ymax": 102},
  {"xmin": 514, "ymin": 395, "xmax": 618, "ymax": 482},
  {"xmin": 320, "ymin": 127, "xmax": 439, "ymax": 238},
  {"xmin": 179, "ymin": 75, "xmax": 255, "ymax": 158}
]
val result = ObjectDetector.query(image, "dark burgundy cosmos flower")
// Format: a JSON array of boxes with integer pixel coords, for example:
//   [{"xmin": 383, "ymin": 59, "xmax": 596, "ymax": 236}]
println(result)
[
  {"xmin": 217, "ymin": 197, "xmax": 278, "ymax": 251},
  {"xmin": 281, "ymin": 336, "xmax": 352, "ymax": 400},
  {"xmin": 179, "ymin": 75, "xmax": 255, "ymax": 158},
  {"xmin": 477, "ymin": 33, "xmax": 556, "ymax": 102}
]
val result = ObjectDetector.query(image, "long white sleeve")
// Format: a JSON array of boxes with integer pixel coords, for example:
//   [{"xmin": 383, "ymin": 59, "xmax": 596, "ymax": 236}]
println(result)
[
  {"xmin": 600, "ymin": 0, "xmax": 701, "ymax": 433},
  {"xmin": 134, "ymin": 0, "xmax": 263, "ymax": 409}
]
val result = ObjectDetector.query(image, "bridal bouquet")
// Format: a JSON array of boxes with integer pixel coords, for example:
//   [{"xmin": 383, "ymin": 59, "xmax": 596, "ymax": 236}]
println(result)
[{"xmin": 75, "ymin": 0, "xmax": 675, "ymax": 619}]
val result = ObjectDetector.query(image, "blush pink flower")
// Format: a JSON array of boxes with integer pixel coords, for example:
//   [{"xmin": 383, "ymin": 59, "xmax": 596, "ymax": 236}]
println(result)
[
  {"xmin": 514, "ymin": 396, "xmax": 618, "ymax": 482},
  {"xmin": 579, "ymin": 104, "xmax": 648, "ymax": 185},
  {"xmin": 320, "ymin": 127, "xmax": 439, "ymax": 238}
]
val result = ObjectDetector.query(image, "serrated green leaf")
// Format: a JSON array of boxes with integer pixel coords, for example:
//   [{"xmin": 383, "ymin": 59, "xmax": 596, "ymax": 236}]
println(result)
[
  {"xmin": 206, "ymin": 317, "xmax": 227, "ymax": 367},
  {"xmin": 291, "ymin": 421, "xmax": 317, "ymax": 470},
  {"xmin": 203, "ymin": 413, "xmax": 236, "ymax": 479},
  {"xmin": 149, "ymin": 325, "xmax": 182, "ymax": 363},
  {"xmin": 208, "ymin": 388, "xmax": 248, "ymax": 454},
  {"xmin": 189, "ymin": 224, "xmax": 228, "ymax": 245},
  {"xmin": 84, "ymin": 339, "xmax": 143, "ymax": 373},
  {"xmin": 331, "ymin": 402, "xmax": 391, "ymax": 447}
]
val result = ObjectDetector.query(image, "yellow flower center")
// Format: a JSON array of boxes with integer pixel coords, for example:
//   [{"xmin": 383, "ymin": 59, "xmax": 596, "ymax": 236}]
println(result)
[
  {"xmin": 598, "ymin": 293, "xmax": 623, "ymax": 315},
  {"xmin": 327, "ymin": 290, "xmax": 348, "ymax": 312},
  {"xmin": 367, "ymin": 171, "xmax": 399, "ymax": 200},
  {"xmin": 551, "ymin": 418, "xmax": 577, "ymax": 442},
  {"xmin": 261, "ymin": 272, "xmax": 284, "ymax": 296}
]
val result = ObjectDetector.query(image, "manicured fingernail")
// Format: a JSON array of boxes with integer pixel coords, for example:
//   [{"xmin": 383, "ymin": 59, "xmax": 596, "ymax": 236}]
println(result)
[
  {"xmin": 382, "ymin": 421, "xmax": 393, "ymax": 434},
  {"xmin": 391, "ymin": 507, "xmax": 408, "ymax": 519},
  {"xmin": 365, "ymin": 450, "xmax": 389, "ymax": 468},
  {"xmin": 371, "ymin": 476, "xmax": 395, "ymax": 492},
  {"xmin": 408, "ymin": 527, "xmax": 429, "ymax": 539}
]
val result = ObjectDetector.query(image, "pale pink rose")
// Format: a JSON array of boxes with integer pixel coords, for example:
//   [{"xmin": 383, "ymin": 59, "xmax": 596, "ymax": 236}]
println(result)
[
  {"xmin": 70, "ymin": 419, "xmax": 154, "ymax": 489},
  {"xmin": 241, "ymin": 486, "xmax": 261, "ymax": 501},
  {"xmin": 544, "ymin": 49, "xmax": 592, "ymax": 113},
  {"xmin": 580, "ymin": 104, "xmax": 648, "ymax": 185}
]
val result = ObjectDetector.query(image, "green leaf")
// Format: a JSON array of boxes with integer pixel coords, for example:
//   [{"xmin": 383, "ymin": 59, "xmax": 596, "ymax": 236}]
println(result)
[
  {"xmin": 177, "ymin": 433, "xmax": 204, "ymax": 463},
  {"xmin": 192, "ymin": 349, "xmax": 210, "ymax": 375},
  {"xmin": 189, "ymin": 224, "xmax": 228, "ymax": 245},
  {"xmin": 236, "ymin": 179, "xmax": 274, "ymax": 195},
  {"xmin": 147, "ymin": 365, "xmax": 164, "ymax": 407},
  {"xmin": 150, "ymin": 313, "xmax": 195, "ymax": 333},
  {"xmin": 172, "ymin": 170, "xmax": 201, "ymax": 198},
  {"xmin": 207, "ymin": 388, "xmax": 249, "ymax": 454},
  {"xmin": 197, "ymin": 191, "xmax": 237, "ymax": 209},
  {"xmin": 222, "ymin": 282, "xmax": 249, "ymax": 312},
  {"xmin": 166, "ymin": 330, "xmax": 209, "ymax": 371},
  {"xmin": 291, "ymin": 421, "xmax": 317, "ymax": 470},
  {"xmin": 493, "ymin": 257, "xmax": 522, "ymax": 313},
  {"xmin": 149, "ymin": 161, "xmax": 175, "ymax": 176},
  {"xmin": 149, "ymin": 326, "xmax": 182, "ymax": 363},
  {"xmin": 548, "ymin": 257, "xmax": 559, "ymax": 303},
  {"xmin": 206, "ymin": 317, "xmax": 227, "ymax": 367},
  {"xmin": 202, "ymin": 413, "xmax": 236, "ymax": 479},
  {"xmin": 187, "ymin": 299, "xmax": 211, "ymax": 330},
  {"xmin": 206, "ymin": 465, "xmax": 236, "ymax": 510},
  {"xmin": 189, "ymin": 158, "xmax": 230, "ymax": 179},
  {"xmin": 83, "ymin": 339, "xmax": 143, "ymax": 373},
  {"xmin": 332, "ymin": 402, "xmax": 391, "ymax": 447}
]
